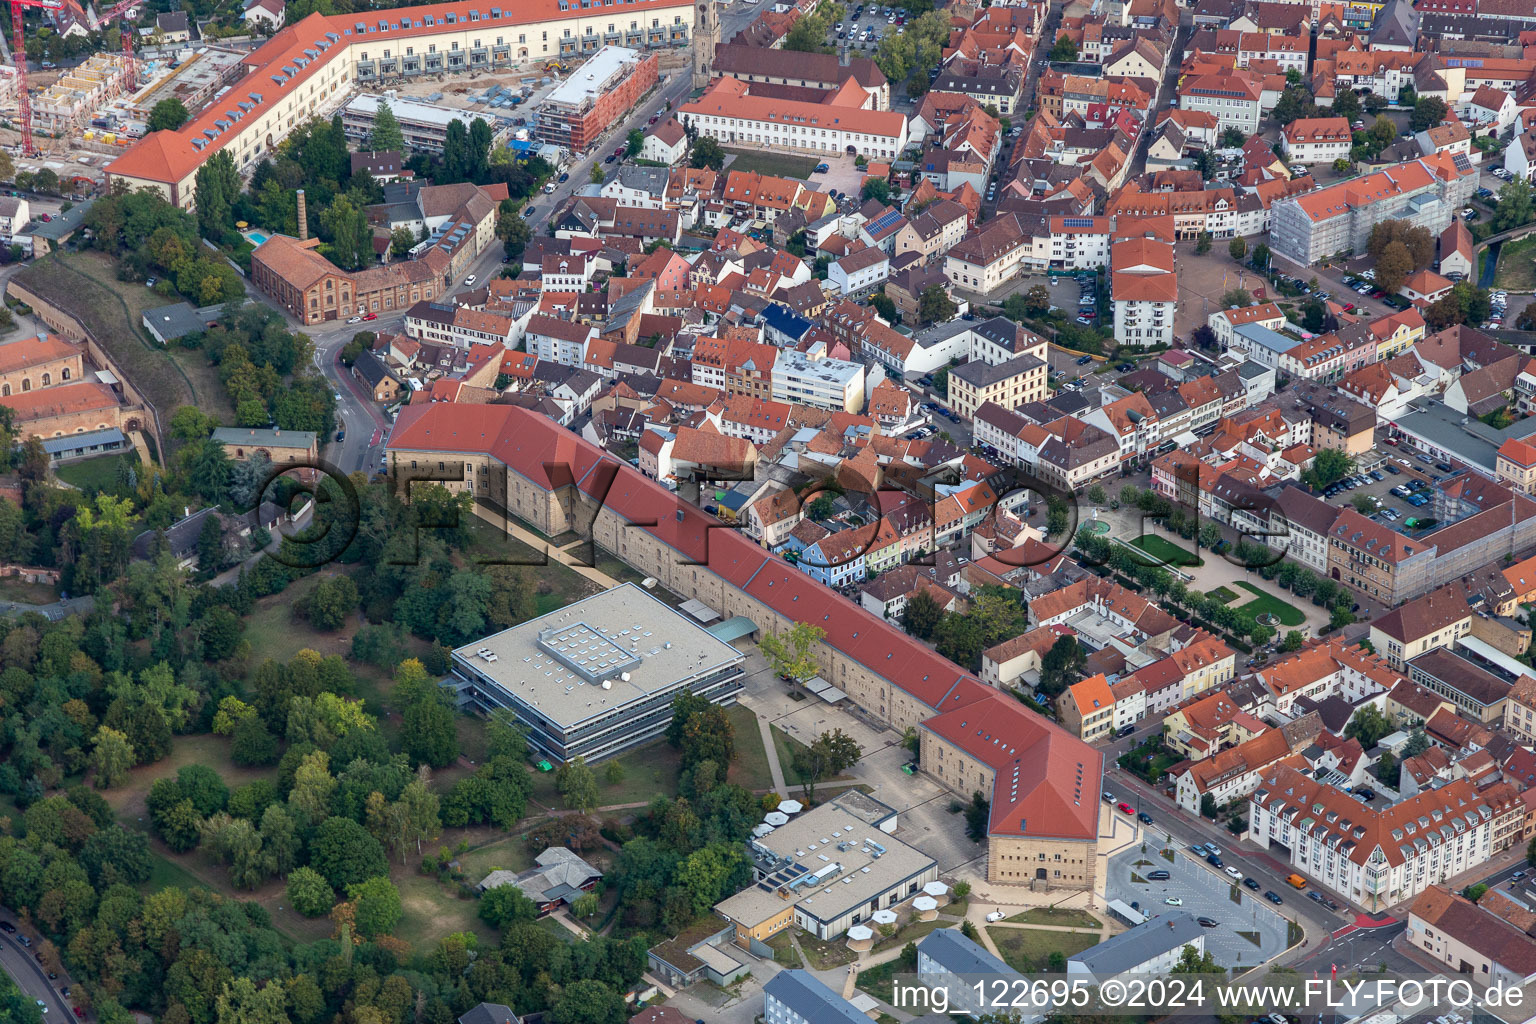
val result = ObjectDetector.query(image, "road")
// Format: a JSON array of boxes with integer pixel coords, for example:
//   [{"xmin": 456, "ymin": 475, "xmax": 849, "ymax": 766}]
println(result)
[
  {"xmin": 0, "ymin": 920, "xmax": 72, "ymax": 1021},
  {"xmin": 534, "ymin": 1, "xmax": 765, "ymax": 228}
]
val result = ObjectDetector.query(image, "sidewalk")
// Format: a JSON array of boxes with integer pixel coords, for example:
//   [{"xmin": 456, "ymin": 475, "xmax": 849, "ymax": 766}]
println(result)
[{"xmin": 468, "ymin": 504, "xmax": 622, "ymax": 590}]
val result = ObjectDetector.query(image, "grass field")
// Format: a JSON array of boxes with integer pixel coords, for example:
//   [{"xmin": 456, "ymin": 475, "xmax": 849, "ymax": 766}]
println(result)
[
  {"xmin": 1494, "ymin": 235, "xmax": 1536, "ymax": 292},
  {"xmin": 727, "ymin": 704, "xmax": 775, "ymax": 792},
  {"xmin": 1128, "ymin": 534, "xmax": 1204, "ymax": 567},
  {"xmin": 529, "ymin": 734, "xmax": 683, "ymax": 810},
  {"xmin": 1233, "ymin": 581, "xmax": 1306, "ymax": 627},
  {"xmin": 16, "ymin": 253, "xmax": 203, "ymax": 438},
  {"xmin": 54, "ymin": 453, "xmax": 128, "ymax": 493},
  {"xmin": 0, "ymin": 576, "xmax": 59, "ymax": 604},
  {"xmin": 1207, "ymin": 586, "xmax": 1240, "ymax": 605},
  {"xmin": 462, "ymin": 516, "xmax": 602, "ymax": 614},
  {"xmin": 1004, "ymin": 907, "xmax": 1102, "ymax": 928},
  {"xmin": 723, "ymin": 148, "xmax": 819, "ymax": 179},
  {"xmin": 987, "ymin": 927, "xmax": 1099, "ymax": 973}
]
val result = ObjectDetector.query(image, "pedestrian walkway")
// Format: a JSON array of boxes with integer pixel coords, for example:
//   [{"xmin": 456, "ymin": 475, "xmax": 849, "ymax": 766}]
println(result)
[
  {"xmin": 758, "ymin": 717, "xmax": 789, "ymax": 797},
  {"xmin": 469, "ymin": 504, "xmax": 622, "ymax": 590}
]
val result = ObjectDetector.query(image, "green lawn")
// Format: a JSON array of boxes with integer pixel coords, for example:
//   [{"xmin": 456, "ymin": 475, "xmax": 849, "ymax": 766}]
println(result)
[
  {"xmin": 1494, "ymin": 234, "xmax": 1536, "ymax": 291},
  {"xmin": 529, "ymin": 734, "xmax": 684, "ymax": 810},
  {"xmin": 54, "ymin": 453, "xmax": 130, "ymax": 493},
  {"xmin": 986, "ymin": 927, "xmax": 1099, "ymax": 973},
  {"xmin": 454, "ymin": 833, "xmax": 537, "ymax": 882},
  {"xmin": 1128, "ymin": 534, "xmax": 1204, "ymax": 567},
  {"xmin": 727, "ymin": 704, "xmax": 775, "ymax": 792},
  {"xmin": 394, "ymin": 869, "xmax": 498, "ymax": 950},
  {"xmin": 1206, "ymin": 586, "xmax": 1240, "ymax": 605},
  {"xmin": 723, "ymin": 148, "xmax": 820, "ymax": 180},
  {"xmin": 1232, "ymin": 581, "xmax": 1306, "ymax": 627},
  {"xmin": 1004, "ymin": 907, "xmax": 1102, "ymax": 929},
  {"xmin": 55, "ymin": 451, "xmax": 138, "ymax": 491}
]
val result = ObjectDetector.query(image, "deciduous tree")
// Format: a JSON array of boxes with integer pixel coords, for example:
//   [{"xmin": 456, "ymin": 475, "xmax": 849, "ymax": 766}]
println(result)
[
  {"xmin": 90, "ymin": 726, "xmax": 134, "ymax": 789},
  {"xmin": 790, "ymin": 728, "xmax": 862, "ymax": 802}
]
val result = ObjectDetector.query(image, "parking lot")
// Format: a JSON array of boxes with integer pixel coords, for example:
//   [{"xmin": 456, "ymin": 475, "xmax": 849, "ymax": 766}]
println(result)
[
  {"xmin": 830, "ymin": 3, "xmax": 904, "ymax": 53},
  {"xmin": 1105, "ymin": 843, "xmax": 1292, "ymax": 970},
  {"xmin": 1318, "ymin": 446, "xmax": 1461, "ymax": 535}
]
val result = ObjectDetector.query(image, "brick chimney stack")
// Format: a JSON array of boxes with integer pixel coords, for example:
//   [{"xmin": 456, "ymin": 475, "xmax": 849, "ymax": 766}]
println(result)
[{"xmin": 297, "ymin": 189, "xmax": 308, "ymax": 240}]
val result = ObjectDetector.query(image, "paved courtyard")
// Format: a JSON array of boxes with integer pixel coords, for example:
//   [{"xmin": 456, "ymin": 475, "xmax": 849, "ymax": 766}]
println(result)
[{"xmin": 1106, "ymin": 845, "xmax": 1291, "ymax": 970}]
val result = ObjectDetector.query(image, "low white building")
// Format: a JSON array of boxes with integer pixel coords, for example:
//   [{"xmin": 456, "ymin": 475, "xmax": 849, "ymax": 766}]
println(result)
[
  {"xmin": 642, "ymin": 118, "xmax": 688, "ymax": 165},
  {"xmin": 0, "ymin": 195, "xmax": 29, "ymax": 241},
  {"xmin": 827, "ymin": 247, "xmax": 890, "ymax": 297}
]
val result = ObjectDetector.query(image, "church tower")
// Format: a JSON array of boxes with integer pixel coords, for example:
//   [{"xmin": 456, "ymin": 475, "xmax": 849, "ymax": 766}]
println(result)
[{"xmin": 692, "ymin": 2, "xmax": 718, "ymax": 91}]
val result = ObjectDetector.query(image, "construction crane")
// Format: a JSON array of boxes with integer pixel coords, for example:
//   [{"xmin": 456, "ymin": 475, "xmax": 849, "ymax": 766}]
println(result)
[
  {"xmin": 8, "ymin": 0, "xmax": 65, "ymax": 156},
  {"xmin": 87, "ymin": 0, "xmax": 140, "ymax": 95}
]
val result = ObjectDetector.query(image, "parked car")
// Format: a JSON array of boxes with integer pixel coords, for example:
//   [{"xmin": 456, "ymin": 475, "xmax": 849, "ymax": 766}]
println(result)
[
  {"xmin": 363, "ymin": 312, "xmax": 377, "ymax": 321},
  {"xmin": 1116, "ymin": 801, "xmax": 1134, "ymax": 814},
  {"xmin": 1138, "ymin": 811, "xmax": 1154, "ymax": 824},
  {"xmin": 1206, "ymin": 853, "xmax": 1224, "ymax": 868},
  {"xmin": 1243, "ymin": 877, "xmax": 1260, "ymax": 890},
  {"xmin": 1197, "ymin": 917, "xmax": 1219, "ymax": 928},
  {"xmin": 0, "ymin": 922, "xmax": 13, "ymax": 933},
  {"xmin": 1077, "ymin": 355, "xmax": 1093, "ymax": 365},
  {"xmin": 985, "ymin": 910, "xmax": 1006, "ymax": 922},
  {"xmin": 1264, "ymin": 890, "xmax": 1283, "ymax": 904},
  {"xmin": 1148, "ymin": 870, "xmax": 1171, "ymax": 881},
  {"xmin": 347, "ymin": 315, "xmax": 362, "ymax": 324},
  {"xmin": 1224, "ymin": 866, "xmax": 1243, "ymax": 880}
]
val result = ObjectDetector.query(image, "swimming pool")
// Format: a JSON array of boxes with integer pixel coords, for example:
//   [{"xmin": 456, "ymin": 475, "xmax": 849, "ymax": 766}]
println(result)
[{"xmin": 247, "ymin": 231, "xmax": 269, "ymax": 245}]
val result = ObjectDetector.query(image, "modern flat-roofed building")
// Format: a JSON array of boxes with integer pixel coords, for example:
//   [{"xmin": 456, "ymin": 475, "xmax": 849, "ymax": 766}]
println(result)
[
  {"xmin": 446, "ymin": 582, "xmax": 746, "ymax": 762},
  {"xmin": 771, "ymin": 348, "xmax": 866, "ymax": 413},
  {"xmin": 343, "ymin": 92, "xmax": 508, "ymax": 154},
  {"xmin": 715, "ymin": 791, "xmax": 936, "ymax": 947},
  {"xmin": 535, "ymin": 46, "xmax": 659, "ymax": 152}
]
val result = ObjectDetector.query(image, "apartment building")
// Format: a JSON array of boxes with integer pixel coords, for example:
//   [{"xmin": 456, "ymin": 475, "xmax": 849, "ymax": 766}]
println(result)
[
  {"xmin": 1249, "ymin": 765, "xmax": 1513, "ymax": 910},
  {"xmin": 1269, "ymin": 153, "xmax": 1478, "ymax": 265},
  {"xmin": 534, "ymin": 45, "xmax": 658, "ymax": 151},
  {"xmin": 1179, "ymin": 73, "xmax": 1263, "ymax": 133},
  {"xmin": 1282, "ymin": 117, "xmax": 1354, "ymax": 165},
  {"xmin": 1058, "ymin": 674, "xmax": 1116, "ymax": 741},
  {"xmin": 948, "ymin": 351, "xmax": 1048, "ymax": 420},
  {"xmin": 771, "ymin": 348, "xmax": 866, "ymax": 413},
  {"xmin": 1111, "ymin": 237, "xmax": 1177, "ymax": 349}
]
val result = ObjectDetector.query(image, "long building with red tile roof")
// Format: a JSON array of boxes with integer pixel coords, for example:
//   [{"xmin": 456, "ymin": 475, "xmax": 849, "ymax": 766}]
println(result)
[
  {"xmin": 678, "ymin": 75, "xmax": 909, "ymax": 161},
  {"xmin": 387, "ymin": 403, "xmax": 1103, "ymax": 886},
  {"xmin": 108, "ymin": 1, "xmax": 702, "ymax": 207}
]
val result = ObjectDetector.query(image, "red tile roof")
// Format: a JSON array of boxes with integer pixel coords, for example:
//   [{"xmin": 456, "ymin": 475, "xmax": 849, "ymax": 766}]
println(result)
[{"xmin": 389, "ymin": 403, "xmax": 1101, "ymax": 835}]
